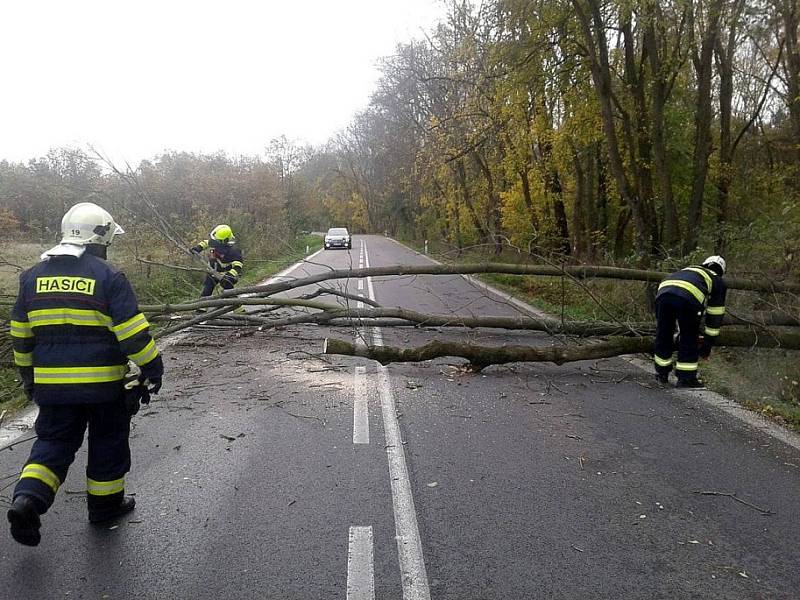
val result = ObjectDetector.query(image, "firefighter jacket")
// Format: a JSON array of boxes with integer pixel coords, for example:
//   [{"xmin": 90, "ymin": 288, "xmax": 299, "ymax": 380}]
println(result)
[
  {"xmin": 192, "ymin": 240, "xmax": 244, "ymax": 281},
  {"xmin": 656, "ymin": 265, "xmax": 727, "ymax": 342},
  {"xmin": 10, "ymin": 253, "xmax": 163, "ymax": 405}
]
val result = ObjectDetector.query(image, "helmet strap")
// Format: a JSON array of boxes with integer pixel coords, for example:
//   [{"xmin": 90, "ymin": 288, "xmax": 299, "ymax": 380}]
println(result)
[{"xmin": 85, "ymin": 244, "xmax": 108, "ymax": 260}]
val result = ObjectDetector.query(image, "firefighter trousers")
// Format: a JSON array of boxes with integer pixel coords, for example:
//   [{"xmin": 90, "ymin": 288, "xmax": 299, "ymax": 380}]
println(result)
[
  {"xmin": 653, "ymin": 293, "xmax": 702, "ymax": 382},
  {"xmin": 14, "ymin": 402, "xmax": 131, "ymax": 513},
  {"xmin": 200, "ymin": 274, "xmax": 235, "ymax": 297}
]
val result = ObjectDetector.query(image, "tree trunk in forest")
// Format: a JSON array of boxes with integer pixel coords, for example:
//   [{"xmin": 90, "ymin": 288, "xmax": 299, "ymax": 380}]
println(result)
[
  {"xmin": 453, "ymin": 158, "xmax": 489, "ymax": 243},
  {"xmin": 621, "ymin": 10, "xmax": 658, "ymax": 253},
  {"xmin": 614, "ymin": 208, "xmax": 632, "ymax": 257},
  {"xmin": 519, "ymin": 167, "xmax": 540, "ymax": 234},
  {"xmin": 685, "ymin": 0, "xmax": 724, "ymax": 254},
  {"xmin": 714, "ymin": 6, "xmax": 739, "ymax": 254},
  {"xmin": 780, "ymin": 0, "xmax": 800, "ymax": 167},
  {"xmin": 644, "ymin": 8, "xmax": 681, "ymax": 251},
  {"xmin": 572, "ymin": 0, "xmax": 650, "ymax": 257},
  {"xmin": 596, "ymin": 144, "xmax": 608, "ymax": 245},
  {"xmin": 571, "ymin": 147, "xmax": 588, "ymax": 258},
  {"xmin": 549, "ymin": 170, "xmax": 571, "ymax": 256},
  {"xmin": 584, "ymin": 149, "xmax": 598, "ymax": 261},
  {"xmin": 471, "ymin": 150, "xmax": 504, "ymax": 254},
  {"xmin": 535, "ymin": 95, "xmax": 570, "ymax": 256}
]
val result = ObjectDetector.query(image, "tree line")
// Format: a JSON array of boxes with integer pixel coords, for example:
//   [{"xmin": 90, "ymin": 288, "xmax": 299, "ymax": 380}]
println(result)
[
  {"xmin": 319, "ymin": 0, "xmax": 800, "ymax": 274},
  {"xmin": 0, "ymin": 141, "xmax": 327, "ymax": 257}
]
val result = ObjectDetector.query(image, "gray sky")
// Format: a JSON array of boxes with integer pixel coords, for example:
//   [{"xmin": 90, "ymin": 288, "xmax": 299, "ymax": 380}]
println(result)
[{"xmin": 0, "ymin": 0, "xmax": 445, "ymax": 164}]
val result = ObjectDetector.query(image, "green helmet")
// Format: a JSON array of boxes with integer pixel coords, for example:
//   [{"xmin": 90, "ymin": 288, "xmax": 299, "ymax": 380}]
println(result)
[{"xmin": 210, "ymin": 224, "xmax": 235, "ymax": 245}]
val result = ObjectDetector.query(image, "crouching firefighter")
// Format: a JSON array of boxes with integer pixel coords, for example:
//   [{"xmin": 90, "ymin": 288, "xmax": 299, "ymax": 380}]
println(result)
[
  {"xmin": 653, "ymin": 255, "xmax": 727, "ymax": 388},
  {"xmin": 7, "ymin": 202, "xmax": 164, "ymax": 546},
  {"xmin": 190, "ymin": 224, "xmax": 244, "ymax": 298}
]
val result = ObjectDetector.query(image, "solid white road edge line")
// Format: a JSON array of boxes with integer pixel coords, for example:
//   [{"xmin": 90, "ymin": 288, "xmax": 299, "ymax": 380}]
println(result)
[
  {"xmin": 364, "ymin": 241, "xmax": 431, "ymax": 599},
  {"xmin": 347, "ymin": 526, "xmax": 376, "ymax": 600},
  {"xmin": 353, "ymin": 366, "xmax": 369, "ymax": 445}
]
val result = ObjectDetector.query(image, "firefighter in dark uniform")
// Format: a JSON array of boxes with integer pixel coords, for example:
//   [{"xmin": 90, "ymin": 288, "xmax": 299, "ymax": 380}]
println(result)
[
  {"xmin": 7, "ymin": 202, "xmax": 164, "ymax": 546},
  {"xmin": 653, "ymin": 255, "xmax": 727, "ymax": 388},
  {"xmin": 190, "ymin": 224, "xmax": 244, "ymax": 297}
]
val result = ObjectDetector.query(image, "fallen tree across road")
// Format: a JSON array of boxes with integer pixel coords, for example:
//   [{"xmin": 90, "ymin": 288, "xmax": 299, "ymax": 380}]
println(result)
[
  {"xmin": 322, "ymin": 327, "xmax": 800, "ymax": 370},
  {"xmin": 219, "ymin": 263, "xmax": 800, "ymax": 298}
]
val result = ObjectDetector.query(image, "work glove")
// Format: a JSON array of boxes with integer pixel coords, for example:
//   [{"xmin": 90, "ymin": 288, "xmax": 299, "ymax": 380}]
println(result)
[
  {"xmin": 221, "ymin": 274, "xmax": 237, "ymax": 287},
  {"xmin": 141, "ymin": 375, "xmax": 162, "ymax": 396},
  {"xmin": 139, "ymin": 355, "xmax": 164, "ymax": 397},
  {"xmin": 190, "ymin": 245, "xmax": 203, "ymax": 255},
  {"xmin": 123, "ymin": 375, "xmax": 148, "ymax": 417},
  {"xmin": 698, "ymin": 336, "xmax": 713, "ymax": 359}
]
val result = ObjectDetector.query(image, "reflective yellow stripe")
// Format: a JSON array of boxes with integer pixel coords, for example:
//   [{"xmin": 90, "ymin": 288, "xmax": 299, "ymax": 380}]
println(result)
[
  {"xmin": 654, "ymin": 355, "xmax": 673, "ymax": 367},
  {"xmin": 198, "ymin": 240, "xmax": 209, "ymax": 249},
  {"xmin": 684, "ymin": 267, "xmax": 713, "ymax": 293},
  {"xmin": 20, "ymin": 463, "xmax": 60, "ymax": 493},
  {"xmin": 28, "ymin": 308, "xmax": 111, "ymax": 328},
  {"xmin": 706, "ymin": 306, "xmax": 725, "ymax": 316},
  {"xmin": 13, "ymin": 350, "xmax": 33, "ymax": 367},
  {"xmin": 111, "ymin": 313, "xmax": 150, "ymax": 341},
  {"xmin": 675, "ymin": 361, "xmax": 698, "ymax": 371},
  {"xmin": 228, "ymin": 269, "xmax": 239, "ymax": 277},
  {"xmin": 86, "ymin": 476, "xmax": 125, "ymax": 496},
  {"xmin": 10, "ymin": 320, "xmax": 33, "ymax": 338},
  {"xmin": 230, "ymin": 261, "xmax": 243, "ymax": 269},
  {"xmin": 704, "ymin": 327, "xmax": 720, "ymax": 337},
  {"xmin": 129, "ymin": 339, "xmax": 159, "ymax": 366},
  {"xmin": 658, "ymin": 280, "xmax": 706, "ymax": 305},
  {"xmin": 34, "ymin": 365, "xmax": 126, "ymax": 384}
]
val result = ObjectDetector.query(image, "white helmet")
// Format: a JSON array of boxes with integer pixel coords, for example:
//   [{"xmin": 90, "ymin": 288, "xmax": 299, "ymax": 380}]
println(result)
[
  {"xmin": 702, "ymin": 255, "xmax": 726, "ymax": 275},
  {"xmin": 60, "ymin": 202, "xmax": 125, "ymax": 246}
]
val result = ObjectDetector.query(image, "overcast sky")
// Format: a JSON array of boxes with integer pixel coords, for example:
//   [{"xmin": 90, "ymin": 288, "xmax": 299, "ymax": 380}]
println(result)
[{"xmin": 0, "ymin": 0, "xmax": 445, "ymax": 164}]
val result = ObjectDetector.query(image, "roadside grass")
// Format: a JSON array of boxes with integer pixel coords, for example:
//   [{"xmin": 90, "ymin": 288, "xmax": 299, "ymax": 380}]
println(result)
[
  {"xmin": 0, "ymin": 366, "xmax": 28, "ymax": 417},
  {"xmin": 0, "ymin": 233, "xmax": 323, "ymax": 418},
  {"xmin": 402, "ymin": 238, "xmax": 800, "ymax": 432}
]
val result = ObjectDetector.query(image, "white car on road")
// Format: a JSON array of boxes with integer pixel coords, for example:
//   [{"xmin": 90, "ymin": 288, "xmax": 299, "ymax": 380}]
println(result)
[{"xmin": 324, "ymin": 227, "xmax": 352, "ymax": 250}]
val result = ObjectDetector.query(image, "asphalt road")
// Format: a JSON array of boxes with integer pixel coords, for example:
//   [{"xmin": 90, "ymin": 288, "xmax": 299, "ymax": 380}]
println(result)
[{"xmin": 1, "ymin": 235, "xmax": 799, "ymax": 599}]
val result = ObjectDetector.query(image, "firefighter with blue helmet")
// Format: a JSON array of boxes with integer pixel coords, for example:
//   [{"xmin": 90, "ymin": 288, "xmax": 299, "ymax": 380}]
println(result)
[
  {"xmin": 7, "ymin": 202, "xmax": 164, "ymax": 546},
  {"xmin": 653, "ymin": 255, "xmax": 728, "ymax": 388},
  {"xmin": 190, "ymin": 224, "xmax": 244, "ymax": 297}
]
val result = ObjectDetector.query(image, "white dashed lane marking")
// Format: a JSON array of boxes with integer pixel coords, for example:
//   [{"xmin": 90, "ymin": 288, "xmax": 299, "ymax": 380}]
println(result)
[
  {"xmin": 347, "ymin": 526, "xmax": 375, "ymax": 600},
  {"xmin": 353, "ymin": 366, "xmax": 369, "ymax": 445}
]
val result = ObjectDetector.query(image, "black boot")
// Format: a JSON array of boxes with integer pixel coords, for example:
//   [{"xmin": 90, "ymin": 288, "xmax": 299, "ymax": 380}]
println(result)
[
  {"xmin": 676, "ymin": 377, "xmax": 705, "ymax": 389},
  {"xmin": 655, "ymin": 372, "xmax": 669, "ymax": 385},
  {"xmin": 7, "ymin": 494, "xmax": 42, "ymax": 546},
  {"xmin": 87, "ymin": 492, "xmax": 136, "ymax": 524}
]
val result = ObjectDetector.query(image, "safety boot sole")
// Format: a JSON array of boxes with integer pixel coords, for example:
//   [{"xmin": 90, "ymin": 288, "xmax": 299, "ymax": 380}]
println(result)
[
  {"xmin": 8, "ymin": 498, "xmax": 41, "ymax": 546},
  {"xmin": 675, "ymin": 379, "xmax": 706, "ymax": 389}
]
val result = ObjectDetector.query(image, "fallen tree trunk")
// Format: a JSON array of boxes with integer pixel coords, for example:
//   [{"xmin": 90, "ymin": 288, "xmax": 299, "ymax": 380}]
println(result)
[
  {"xmin": 322, "ymin": 327, "xmax": 800, "ymax": 369},
  {"xmin": 220, "ymin": 263, "xmax": 800, "ymax": 298},
  {"xmin": 146, "ymin": 303, "xmax": 800, "ymax": 338}
]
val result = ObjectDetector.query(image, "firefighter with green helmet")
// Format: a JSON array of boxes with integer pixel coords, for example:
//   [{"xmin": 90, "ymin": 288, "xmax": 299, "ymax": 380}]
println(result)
[{"xmin": 191, "ymin": 224, "xmax": 244, "ymax": 297}]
